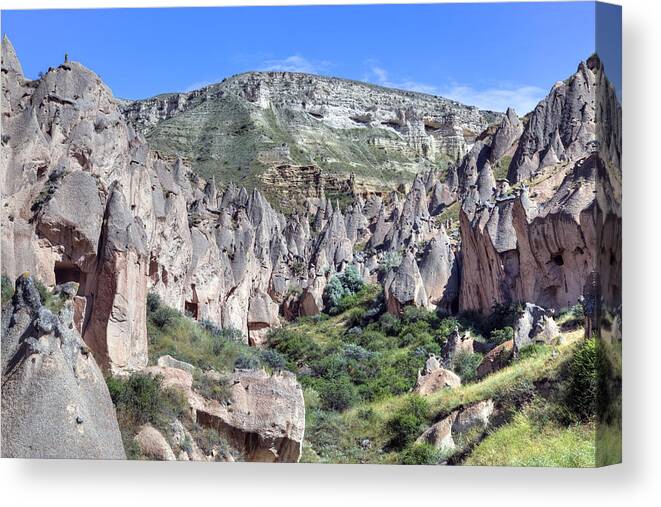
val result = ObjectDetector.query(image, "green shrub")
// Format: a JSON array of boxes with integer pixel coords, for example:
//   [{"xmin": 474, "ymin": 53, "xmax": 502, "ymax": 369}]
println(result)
[
  {"xmin": 386, "ymin": 395, "xmax": 430, "ymax": 450},
  {"xmin": 147, "ymin": 291, "xmax": 161, "ymax": 313},
  {"xmin": 323, "ymin": 265, "xmax": 365, "ymax": 315},
  {"xmin": 452, "ymin": 350, "xmax": 483, "ymax": 382},
  {"xmin": 106, "ymin": 373, "xmax": 187, "ymax": 446},
  {"xmin": 490, "ymin": 326, "xmax": 514, "ymax": 345},
  {"xmin": 234, "ymin": 350, "xmax": 261, "ymax": 370},
  {"xmin": 399, "ymin": 443, "xmax": 444, "ymax": 465},
  {"xmin": 268, "ymin": 328, "xmax": 323, "ymax": 368},
  {"xmin": 192, "ymin": 371, "xmax": 231, "ymax": 403},
  {"xmin": 151, "ymin": 304, "xmax": 181, "ymax": 329},
  {"xmin": 379, "ymin": 251, "xmax": 402, "ymax": 273},
  {"xmin": 188, "ymin": 425, "xmax": 232, "ymax": 460},
  {"xmin": 259, "ymin": 348, "xmax": 287, "ymax": 370},
  {"xmin": 564, "ymin": 337, "xmax": 598, "ymax": 421},
  {"xmin": 379, "ymin": 313, "xmax": 401, "ymax": 336},
  {"xmin": 318, "ymin": 375, "xmax": 359, "ymax": 411},
  {"xmin": 1, "ymin": 274, "xmax": 14, "ymax": 305},
  {"xmin": 338, "ymin": 265, "xmax": 364, "ymax": 293},
  {"xmin": 323, "ymin": 276, "xmax": 349, "ymax": 315}
]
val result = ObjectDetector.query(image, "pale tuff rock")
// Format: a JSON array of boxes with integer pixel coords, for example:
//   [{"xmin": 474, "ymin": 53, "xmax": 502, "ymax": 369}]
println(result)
[
  {"xmin": 413, "ymin": 358, "xmax": 461, "ymax": 396},
  {"xmin": 452, "ymin": 399, "xmax": 495, "ymax": 435},
  {"xmin": 134, "ymin": 424, "xmax": 176, "ymax": 461},
  {"xmin": 508, "ymin": 56, "xmax": 620, "ymax": 183},
  {"xmin": 441, "ymin": 328, "xmax": 474, "ymax": 366},
  {"xmin": 83, "ymin": 184, "xmax": 149, "ymax": 374},
  {"xmin": 143, "ymin": 364, "xmax": 305, "ymax": 462},
  {"xmin": 384, "ymin": 173, "xmax": 437, "ymax": 252},
  {"xmin": 418, "ymin": 227, "xmax": 459, "ymax": 313},
  {"xmin": 384, "ymin": 250, "xmax": 429, "ymax": 315},
  {"xmin": 476, "ymin": 340, "xmax": 514, "ymax": 379},
  {"xmin": 1, "ymin": 40, "xmax": 620, "ymax": 379},
  {"xmin": 157, "ymin": 354, "xmax": 196, "ymax": 374},
  {"xmin": 416, "ymin": 399, "xmax": 494, "ymax": 455},
  {"xmin": 1, "ymin": 274, "xmax": 125, "ymax": 459},
  {"xmin": 416, "ymin": 413, "xmax": 456, "ymax": 453},
  {"xmin": 190, "ymin": 369, "xmax": 305, "ymax": 463},
  {"xmin": 489, "ymin": 107, "xmax": 523, "ymax": 163},
  {"xmin": 512, "ymin": 303, "xmax": 559, "ymax": 354}
]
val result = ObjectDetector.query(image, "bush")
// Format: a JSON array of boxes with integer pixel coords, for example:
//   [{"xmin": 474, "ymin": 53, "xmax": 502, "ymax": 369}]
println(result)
[
  {"xmin": 318, "ymin": 375, "xmax": 358, "ymax": 411},
  {"xmin": 452, "ymin": 350, "xmax": 483, "ymax": 382},
  {"xmin": 1, "ymin": 274, "xmax": 14, "ymax": 305},
  {"xmin": 259, "ymin": 348, "xmax": 287, "ymax": 370},
  {"xmin": 268, "ymin": 328, "xmax": 323, "ymax": 368},
  {"xmin": 323, "ymin": 276, "xmax": 349, "ymax": 315},
  {"xmin": 387, "ymin": 395, "xmax": 430, "ymax": 450},
  {"xmin": 151, "ymin": 304, "xmax": 181, "ymax": 329},
  {"xmin": 399, "ymin": 443, "xmax": 444, "ymax": 465},
  {"xmin": 379, "ymin": 251, "xmax": 402, "ymax": 273},
  {"xmin": 379, "ymin": 313, "xmax": 401, "ymax": 336},
  {"xmin": 147, "ymin": 292, "xmax": 162, "ymax": 313},
  {"xmin": 234, "ymin": 351, "xmax": 261, "ymax": 370},
  {"xmin": 564, "ymin": 337, "xmax": 598, "ymax": 420},
  {"xmin": 322, "ymin": 265, "xmax": 365, "ymax": 315},
  {"xmin": 490, "ymin": 326, "xmax": 514, "ymax": 345},
  {"xmin": 106, "ymin": 373, "xmax": 187, "ymax": 436}
]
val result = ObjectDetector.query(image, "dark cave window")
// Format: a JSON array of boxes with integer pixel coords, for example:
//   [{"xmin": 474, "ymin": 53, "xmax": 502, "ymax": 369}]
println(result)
[
  {"xmin": 551, "ymin": 253, "xmax": 564, "ymax": 266},
  {"xmin": 54, "ymin": 262, "xmax": 85, "ymax": 294},
  {"xmin": 185, "ymin": 301, "xmax": 199, "ymax": 320}
]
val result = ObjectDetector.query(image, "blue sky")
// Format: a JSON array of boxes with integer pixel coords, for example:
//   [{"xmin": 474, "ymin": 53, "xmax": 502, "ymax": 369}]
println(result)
[{"xmin": 1, "ymin": 2, "xmax": 617, "ymax": 114}]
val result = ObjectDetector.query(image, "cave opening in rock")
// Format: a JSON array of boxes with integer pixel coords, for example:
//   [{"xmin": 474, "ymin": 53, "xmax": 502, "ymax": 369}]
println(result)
[
  {"xmin": 551, "ymin": 253, "xmax": 564, "ymax": 266},
  {"xmin": 54, "ymin": 261, "xmax": 85, "ymax": 294},
  {"xmin": 185, "ymin": 301, "xmax": 199, "ymax": 320}
]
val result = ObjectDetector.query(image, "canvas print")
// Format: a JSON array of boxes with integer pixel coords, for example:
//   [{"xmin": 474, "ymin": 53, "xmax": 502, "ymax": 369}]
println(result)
[{"xmin": 0, "ymin": 2, "xmax": 621, "ymax": 466}]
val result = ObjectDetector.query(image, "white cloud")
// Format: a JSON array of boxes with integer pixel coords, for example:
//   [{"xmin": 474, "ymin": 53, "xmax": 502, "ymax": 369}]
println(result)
[
  {"xmin": 183, "ymin": 79, "xmax": 219, "ymax": 92},
  {"xmin": 363, "ymin": 63, "xmax": 546, "ymax": 114},
  {"xmin": 262, "ymin": 55, "xmax": 331, "ymax": 74},
  {"xmin": 438, "ymin": 83, "xmax": 546, "ymax": 114}
]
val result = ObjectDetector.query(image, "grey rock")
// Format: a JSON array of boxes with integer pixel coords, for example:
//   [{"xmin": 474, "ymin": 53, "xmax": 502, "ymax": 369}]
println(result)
[{"xmin": 1, "ymin": 274, "xmax": 125, "ymax": 459}]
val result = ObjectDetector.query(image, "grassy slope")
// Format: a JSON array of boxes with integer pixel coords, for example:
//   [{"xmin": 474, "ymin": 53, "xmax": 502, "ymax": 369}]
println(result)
[
  {"xmin": 275, "ymin": 283, "xmax": 593, "ymax": 465},
  {"xmin": 465, "ymin": 409, "xmax": 595, "ymax": 467}
]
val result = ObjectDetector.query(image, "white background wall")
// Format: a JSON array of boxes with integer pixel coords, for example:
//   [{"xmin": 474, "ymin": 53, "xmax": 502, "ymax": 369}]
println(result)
[{"xmin": 0, "ymin": 0, "xmax": 658, "ymax": 505}]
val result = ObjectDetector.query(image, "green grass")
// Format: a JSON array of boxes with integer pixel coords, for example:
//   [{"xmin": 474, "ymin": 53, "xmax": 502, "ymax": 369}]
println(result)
[
  {"xmin": 299, "ymin": 327, "xmax": 584, "ymax": 464},
  {"xmin": 493, "ymin": 155, "xmax": 512, "ymax": 180},
  {"xmin": 464, "ymin": 410, "xmax": 596, "ymax": 467}
]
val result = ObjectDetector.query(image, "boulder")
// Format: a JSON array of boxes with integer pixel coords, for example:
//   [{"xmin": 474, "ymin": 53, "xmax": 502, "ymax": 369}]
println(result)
[
  {"xmin": 414, "ymin": 366, "xmax": 461, "ymax": 396},
  {"xmin": 451, "ymin": 399, "xmax": 494, "ymax": 436},
  {"xmin": 134, "ymin": 424, "xmax": 176, "ymax": 461},
  {"xmin": 157, "ymin": 355, "xmax": 196, "ymax": 374},
  {"xmin": 416, "ymin": 413, "xmax": 456, "ymax": 453},
  {"xmin": 441, "ymin": 327, "xmax": 475, "ymax": 366},
  {"xmin": 476, "ymin": 340, "xmax": 514, "ymax": 379},
  {"xmin": 189, "ymin": 369, "xmax": 305, "ymax": 462},
  {"xmin": 513, "ymin": 303, "xmax": 559, "ymax": 353},
  {"xmin": 1, "ymin": 274, "xmax": 125, "ymax": 459}
]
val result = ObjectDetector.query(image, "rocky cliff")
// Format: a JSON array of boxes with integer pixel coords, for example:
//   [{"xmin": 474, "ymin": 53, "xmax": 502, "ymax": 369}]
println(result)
[
  {"xmin": 121, "ymin": 71, "xmax": 501, "ymax": 207},
  {"xmin": 0, "ymin": 36, "xmax": 620, "ymax": 462}
]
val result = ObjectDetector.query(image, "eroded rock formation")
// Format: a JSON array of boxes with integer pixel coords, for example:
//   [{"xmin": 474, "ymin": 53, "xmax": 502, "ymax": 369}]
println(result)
[{"xmin": 1, "ymin": 274, "xmax": 125, "ymax": 459}]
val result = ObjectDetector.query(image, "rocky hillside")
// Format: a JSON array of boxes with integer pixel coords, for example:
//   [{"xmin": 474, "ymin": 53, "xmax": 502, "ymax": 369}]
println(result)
[
  {"xmin": 121, "ymin": 71, "xmax": 501, "ymax": 207},
  {"xmin": 0, "ymin": 34, "xmax": 620, "ymax": 464}
]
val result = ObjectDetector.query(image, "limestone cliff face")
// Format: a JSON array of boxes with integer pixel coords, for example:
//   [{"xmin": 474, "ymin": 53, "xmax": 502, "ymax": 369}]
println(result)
[{"xmin": 121, "ymin": 71, "xmax": 501, "ymax": 205}]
